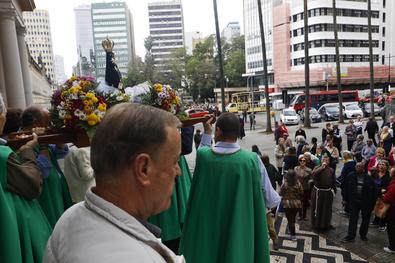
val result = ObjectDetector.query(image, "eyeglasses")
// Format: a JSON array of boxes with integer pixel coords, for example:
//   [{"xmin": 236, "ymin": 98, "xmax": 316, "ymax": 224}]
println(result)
[{"xmin": 300, "ymin": 159, "xmax": 306, "ymax": 162}]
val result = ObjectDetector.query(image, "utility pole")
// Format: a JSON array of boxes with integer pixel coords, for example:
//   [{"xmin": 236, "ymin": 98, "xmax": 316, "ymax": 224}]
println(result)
[
  {"xmin": 367, "ymin": 0, "xmax": 375, "ymax": 119},
  {"xmin": 213, "ymin": 0, "xmax": 226, "ymax": 113},
  {"xmin": 303, "ymin": 0, "xmax": 311, "ymax": 128},
  {"xmin": 257, "ymin": 0, "xmax": 272, "ymax": 132},
  {"xmin": 333, "ymin": 0, "xmax": 344, "ymax": 123}
]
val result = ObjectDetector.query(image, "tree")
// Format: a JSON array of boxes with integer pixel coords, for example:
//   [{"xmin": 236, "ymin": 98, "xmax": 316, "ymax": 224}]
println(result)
[
  {"xmin": 333, "ymin": 0, "xmax": 344, "ymax": 123},
  {"xmin": 122, "ymin": 56, "xmax": 145, "ymax": 87},
  {"xmin": 223, "ymin": 36, "xmax": 246, "ymax": 87},
  {"xmin": 303, "ymin": 0, "xmax": 311, "ymax": 128},
  {"xmin": 367, "ymin": 0, "xmax": 375, "ymax": 119},
  {"xmin": 144, "ymin": 36, "xmax": 155, "ymax": 82}
]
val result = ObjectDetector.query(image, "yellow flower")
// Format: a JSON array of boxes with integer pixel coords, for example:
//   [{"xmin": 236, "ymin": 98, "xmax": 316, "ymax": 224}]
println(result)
[
  {"xmin": 92, "ymin": 96, "xmax": 98, "ymax": 103},
  {"xmin": 83, "ymin": 100, "xmax": 89, "ymax": 106},
  {"xmin": 154, "ymin": 83, "xmax": 163, "ymax": 92},
  {"xmin": 86, "ymin": 113, "xmax": 100, "ymax": 126},
  {"xmin": 84, "ymin": 105, "xmax": 91, "ymax": 112},
  {"xmin": 86, "ymin": 92, "xmax": 95, "ymax": 99},
  {"xmin": 70, "ymin": 75, "xmax": 77, "ymax": 81},
  {"xmin": 98, "ymin": 103, "xmax": 107, "ymax": 112}
]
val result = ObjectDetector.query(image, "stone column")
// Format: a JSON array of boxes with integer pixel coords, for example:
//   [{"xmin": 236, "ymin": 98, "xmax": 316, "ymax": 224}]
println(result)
[
  {"xmin": 0, "ymin": 14, "xmax": 26, "ymax": 108},
  {"xmin": 17, "ymin": 27, "xmax": 33, "ymax": 107},
  {"xmin": 0, "ymin": 36, "xmax": 7, "ymax": 104}
]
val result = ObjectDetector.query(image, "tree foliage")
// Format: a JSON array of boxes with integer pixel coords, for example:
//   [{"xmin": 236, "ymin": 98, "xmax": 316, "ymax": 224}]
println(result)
[{"xmin": 123, "ymin": 34, "xmax": 246, "ymax": 102}]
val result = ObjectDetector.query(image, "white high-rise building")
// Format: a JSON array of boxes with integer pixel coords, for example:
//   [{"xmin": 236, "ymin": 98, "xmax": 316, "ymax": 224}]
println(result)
[
  {"xmin": 54, "ymin": 55, "xmax": 67, "ymax": 84},
  {"xmin": 91, "ymin": 2, "xmax": 136, "ymax": 78},
  {"xmin": 221, "ymin": 22, "xmax": 241, "ymax": 43},
  {"xmin": 74, "ymin": 4, "xmax": 94, "ymax": 64},
  {"xmin": 148, "ymin": 0, "xmax": 185, "ymax": 71},
  {"xmin": 243, "ymin": 0, "xmax": 395, "ymax": 90},
  {"xmin": 23, "ymin": 9, "xmax": 55, "ymax": 81},
  {"xmin": 185, "ymin": 31, "xmax": 202, "ymax": 55}
]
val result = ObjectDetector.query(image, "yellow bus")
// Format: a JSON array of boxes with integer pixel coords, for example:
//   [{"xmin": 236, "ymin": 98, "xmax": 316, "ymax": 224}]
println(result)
[{"xmin": 228, "ymin": 91, "xmax": 266, "ymax": 113}]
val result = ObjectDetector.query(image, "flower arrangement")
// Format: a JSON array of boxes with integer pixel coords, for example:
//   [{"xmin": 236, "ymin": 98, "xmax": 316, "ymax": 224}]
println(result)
[
  {"xmin": 50, "ymin": 75, "xmax": 129, "ymax": 133},
  {"xmin": 139, "ymin": 83, "xmax": 187, "ymax": 120}
]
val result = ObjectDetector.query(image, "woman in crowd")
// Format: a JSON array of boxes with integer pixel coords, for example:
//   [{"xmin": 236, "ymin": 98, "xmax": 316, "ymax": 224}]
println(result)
[
  {"xmin": 326, "ymin": 139, "xmax": 339, "ymax": 172},
  {"xmin": 380, "ymin": 126, "xmax": 392, "ymax": 156},
  {"xmin": 310, "ymin": 137, "xmax": 318, "ymax": 155},
  {"xmin": 367, "ymin": 147, "xmax": 386, "ymax": 174},
  {"xmin": 351, "ymin": 134, "xmax": 365, "ymax": 163},
  {"xmin": 279, "ymin": 169, "xmax": 303, "ymax": 241},
  {"xmin": 275, "ymin": 138, "xmax": 286, "ymax": 179},
  {"xmin": 371, "ymin": 160, "xmax": 391, "ymax": 232},
  {"xmin": 361, "ymin": 139, "xmax": 376, "ymax": 163},
  {"xmin": 383, "ymin": 168, "xmax": 395, "ymax": 254},
  {"xmin": 283, "ymin": 147, "xmax": 299, "ymax": 177},
  {"xmin": 332, "ymin": 124, "xmax": 342, "ymax": 157},
  {"xmin": 294, "ymin": 155, "xmax": 312, "ymax": 221}
]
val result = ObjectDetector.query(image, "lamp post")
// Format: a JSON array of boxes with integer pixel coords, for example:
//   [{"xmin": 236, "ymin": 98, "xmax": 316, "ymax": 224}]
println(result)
[{"xmin": 243, "ymin": 72, "xmax": 256, "ymax": 129}]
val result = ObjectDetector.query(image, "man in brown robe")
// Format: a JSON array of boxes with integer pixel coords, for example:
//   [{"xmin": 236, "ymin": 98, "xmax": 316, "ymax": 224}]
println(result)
[{"xmin": 311, "ymin": 155, "xmax": 337, "ymax": 231}]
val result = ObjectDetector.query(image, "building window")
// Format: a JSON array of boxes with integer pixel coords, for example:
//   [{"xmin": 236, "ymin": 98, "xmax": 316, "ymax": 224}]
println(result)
[
  {"xmin": 383, "ymin": 0, "xmax": 386, "ymax": 8},
  {"xmin": 383, "ymin": 12, "xmax": 386, "ymax": 23},
  {"xmin": 382, "ymin": 41, "xmax": 385, "ymax": 51},
  {"xmin": 382, "ymin": 27, "xmax": 386, "ymax": 37},
  {"xmin": 382, "ymin": 55, "xmax": 385, "ymax": 65}
]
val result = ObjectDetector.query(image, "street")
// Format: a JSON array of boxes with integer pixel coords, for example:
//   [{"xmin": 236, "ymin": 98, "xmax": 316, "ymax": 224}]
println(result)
[{"xmin": 186, "ymin": 112, "xmax": 395, "ymax": 263}]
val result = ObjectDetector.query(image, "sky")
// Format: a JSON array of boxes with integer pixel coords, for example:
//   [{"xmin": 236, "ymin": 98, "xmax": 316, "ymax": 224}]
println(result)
[{"xmin": 34, "ymin": 0, "xmax": 244, "ymax": 76}]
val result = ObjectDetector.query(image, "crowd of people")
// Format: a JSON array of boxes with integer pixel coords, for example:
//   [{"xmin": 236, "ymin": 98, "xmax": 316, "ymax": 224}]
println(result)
[
  {"xmin": 255, "ymin": 118, "xmax": 395, "ymax": 254},
  {"xmin": 2, "ymin": 85, "xmax": 395, "ymax": 262}
]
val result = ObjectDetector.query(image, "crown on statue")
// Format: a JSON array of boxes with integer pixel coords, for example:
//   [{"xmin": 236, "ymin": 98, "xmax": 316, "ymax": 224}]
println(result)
[{"xmin": 102, "ymin": 37, "xmax": 114, "ymax": 52}]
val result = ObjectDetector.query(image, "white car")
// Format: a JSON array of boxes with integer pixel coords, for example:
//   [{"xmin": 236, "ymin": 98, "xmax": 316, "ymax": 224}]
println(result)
[
  {"xmin": 280, "ymin": 108, "xmax": 300, "ymax": 125},
  {"xmin": 343, "ymin": 104, "xmax": 363, "ymax": 119}
]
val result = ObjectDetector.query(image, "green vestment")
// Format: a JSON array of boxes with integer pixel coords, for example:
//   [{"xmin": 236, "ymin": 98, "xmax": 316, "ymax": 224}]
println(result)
[
  {"xmin": 149, "ymin": 155, "xmax": 192, "ymax": 241},
  {"xmin": 0, "ymin": 146, "xmax": 52, "ymax": 263},
  {"xmin": 38, "ymin": 147, "xmax": 73, "ymax": 227},
  {"xmin": 179, "ymin": 147, "xmax": 270, "ymax": 263}
]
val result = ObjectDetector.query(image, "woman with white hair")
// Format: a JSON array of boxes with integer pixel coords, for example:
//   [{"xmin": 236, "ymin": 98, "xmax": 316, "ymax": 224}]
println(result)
[
  {"xmin": 380, "ymin": 126, "xmax": 392, "ymax": 156},
  {"xmin": 0, "ymin": 93, "xmax": 51, "ymax": 262}
]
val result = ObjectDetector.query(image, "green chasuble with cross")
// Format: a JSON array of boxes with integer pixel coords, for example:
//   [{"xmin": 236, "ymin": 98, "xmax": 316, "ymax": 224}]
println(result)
[
  {"xmin": 179, "ymin": 147, "xmax": 270, "ymax": 263},
  {"xmin": 0, "ymin": 146, "xmax": 52, "ymax": 263},
  {"xmin": 149, "ymin": 155, "xmax": 192, "ymax": 241}
]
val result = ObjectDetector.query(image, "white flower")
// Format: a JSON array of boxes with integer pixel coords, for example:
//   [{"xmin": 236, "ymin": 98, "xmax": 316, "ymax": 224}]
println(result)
[
  {"xmin": 116, "ymin": 95, "xmax": 124, "ymax": 101},
  {"xmin": 59, "ymin": 110, "xmax": 67, "ymax": 119}
]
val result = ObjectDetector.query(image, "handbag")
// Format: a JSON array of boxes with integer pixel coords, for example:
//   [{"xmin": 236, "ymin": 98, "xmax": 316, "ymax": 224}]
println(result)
[{"xmin": 374, "ymin": 198, "xmax": 391, "ymax": 218}]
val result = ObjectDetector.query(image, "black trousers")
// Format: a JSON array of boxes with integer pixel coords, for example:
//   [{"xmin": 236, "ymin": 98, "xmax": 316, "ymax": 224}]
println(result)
[
  {"xmin": 347, "ymin": 202, "xmax": 371, "ymax": 238},
  {"xmin": 285, "ymin": 208, "xmax": 298, "ymax": 236},
  {"xmin": 386, "ymin": 215, "xmax": 395, "ymax": 250},
  {"xmin": 368, "ymin": 134, "xmax": 378, "ymax": 146}
]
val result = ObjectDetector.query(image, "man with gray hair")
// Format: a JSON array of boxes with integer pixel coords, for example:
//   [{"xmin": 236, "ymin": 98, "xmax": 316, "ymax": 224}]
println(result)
[{"xmin": 44, "ymin": 103, "xmax": 185, "ymax": 262}]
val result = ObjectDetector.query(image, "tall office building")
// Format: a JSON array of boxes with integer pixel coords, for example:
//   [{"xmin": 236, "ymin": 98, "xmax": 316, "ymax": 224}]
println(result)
[
  {"xmin": 148, "ymin": 0, "xmax": 185, "ymax": 71},
  {"xmin": 221, "ymin": 22, "xmax": 241, "ymax": 43},
  {"xmin": 54, "ymin": 55, "xmax": 67, "ymax": 84},
  {"xmin": 23, "ymin": 9, "xmax": 55, "ymax": 81},
  {"xmin": 243, "ymin": 0, "xmax": 395, "ymax": 90},
  {"xmin": 74, "ymin": 4, "xmax": 95, "ymax": 77},
  {"xmin": 91, "ymin": 2, "xmax": 136, "ymax": 78}
]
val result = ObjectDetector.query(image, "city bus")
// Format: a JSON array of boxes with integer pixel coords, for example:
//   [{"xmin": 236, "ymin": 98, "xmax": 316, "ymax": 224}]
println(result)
[
  {"xmin": 228, "ymin": 91, "xmax": 266, "ymax": 112},
  {"xmin": 290, "ymin": 90, "xmax": 360, "ymax": 112}
]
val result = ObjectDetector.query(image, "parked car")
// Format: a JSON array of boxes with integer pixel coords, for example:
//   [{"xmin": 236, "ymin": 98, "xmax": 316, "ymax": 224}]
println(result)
[
  {"xmin": 225, "ymin": 103, "xmax": 238, "ymax": 113},
  {"xmin": 361, "ymin": 103, "xmax": 382, "ymax": 117},
  {"xmin": 280, "ymin": 108, "xmax": 300, "ymax": 125},
  {"xmin": 185, "ymin": 108, "xmax": 209, "ymax": 118},
  {"xmin": 343, "ymin": 104, "xmax": 363, "ymax": 119},
  {"xmin": 318, "ymin": 104, "xmax": 340, "ymax": 121},
  {"xmin": 299, "ymin": 107, "xmax": 322, "ymax": 123}
]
